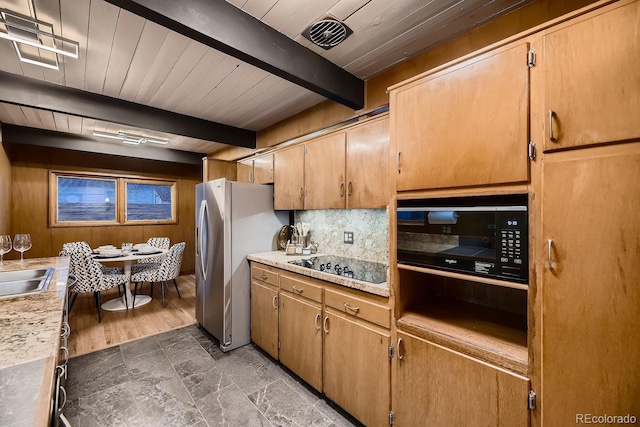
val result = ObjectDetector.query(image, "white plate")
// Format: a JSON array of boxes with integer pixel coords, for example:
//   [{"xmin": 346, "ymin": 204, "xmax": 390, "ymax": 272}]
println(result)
[
  {"xmin": 138, "ymin": 247, "xmax": 159, "ymax": 254},
  {"xmin": 97, "ymin": 245, "xmax": 115, "ymax": 250},
  {"xmin": 133, "ymin": 243, "xmax": 149, "ymax": 249},
  {"xmin": 99, "ymin": 249, "xmax": 122, "ymax": 257}
]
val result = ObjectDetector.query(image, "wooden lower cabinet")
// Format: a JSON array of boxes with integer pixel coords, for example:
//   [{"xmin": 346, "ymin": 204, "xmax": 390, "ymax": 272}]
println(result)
[
  {"xmin": 541, "ymin": 144, "xmax": 640, "ymax": 424},
  {"xmin": 323, "ymin": 308, "xmax": 391, "ymax": 427},
  {"xmin": 278, "ymin": 292, "xmax": 323, "ymax": 391},
  {"xmin": 250, "ymin": 280, "xmax": 279, "ymax": 359},
  {"xmin": 393, "ymin": 331, "xmax": 529, "ymax": 427}
]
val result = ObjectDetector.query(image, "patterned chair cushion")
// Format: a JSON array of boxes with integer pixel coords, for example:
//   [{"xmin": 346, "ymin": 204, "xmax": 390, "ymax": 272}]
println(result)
[
  {"xmin": 137, "ymin": 237, "xmax": 170, "ymax": 265},
  {"xmin": 131, "ymin": 242, "xmax": 185, "ymax": 284},
  {"xmin": 60, "ymin": 242, "xmax": 124, "ymax": 276},
  {"xmin": 69, "ymin": 252, "xmax": 129, "ymax": 294}
]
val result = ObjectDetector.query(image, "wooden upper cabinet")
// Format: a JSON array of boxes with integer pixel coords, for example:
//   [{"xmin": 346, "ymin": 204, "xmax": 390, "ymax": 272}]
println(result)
[
  {"xmin": 274, "ymin": 145, "xmax": 305, "ymax": 210},
  {"xmin": 346, "ymin": 116, "xmax": 389, "ymax": 208},
  {"xmin": 543, "ymin": 1, "xmax": 640, "ymax": 151},
  {"xmin": 253, "ymin": 154, "xmax": 274, "ymax": 184},
  {"xmin": 236, "ymin": 159, "xmax": 253, "ymax": 183},
  {"xmin": 305, "ymin": 132, "xmax": 346, "ymax": 209},
  {"xmin": 392, "ymin": 40, "xmax": 530, "ymax": 191}
]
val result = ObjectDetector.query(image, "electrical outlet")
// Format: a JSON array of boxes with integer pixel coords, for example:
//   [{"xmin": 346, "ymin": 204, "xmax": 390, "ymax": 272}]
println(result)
[{"xmin": 344, "ymin": 231, "xmax": 354, "ymax": 244}]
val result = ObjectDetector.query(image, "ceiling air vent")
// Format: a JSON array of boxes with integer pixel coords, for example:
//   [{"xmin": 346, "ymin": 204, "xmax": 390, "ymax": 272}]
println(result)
[{"xmin": 302, "ymin": 16, "xmax": 352, "ymax": 50}]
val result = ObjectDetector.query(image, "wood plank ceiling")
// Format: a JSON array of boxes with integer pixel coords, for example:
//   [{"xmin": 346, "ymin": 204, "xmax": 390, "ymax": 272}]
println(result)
[{"xmin": 0, "ymin": 0, "xmax": 535, "ymax": 156}]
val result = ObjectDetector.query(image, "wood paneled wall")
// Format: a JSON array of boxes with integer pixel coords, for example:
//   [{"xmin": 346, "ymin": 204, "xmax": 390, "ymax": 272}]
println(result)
[
  {"xmin": 211, "ymin": 0, "xmax": 598, "ymax": 160},
  {"xmin": 0, "ymin": 125, "xmax": 10, "ymax": 236},
  {"xmin": 6, "ymin": 144, "xmax": 200, "ymax": 273}
]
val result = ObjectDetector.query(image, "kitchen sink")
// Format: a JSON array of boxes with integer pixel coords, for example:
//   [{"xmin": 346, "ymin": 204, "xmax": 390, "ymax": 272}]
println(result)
[{"xmin": 0, "ymin": 268, "xmax": 55, "ymax": 297}]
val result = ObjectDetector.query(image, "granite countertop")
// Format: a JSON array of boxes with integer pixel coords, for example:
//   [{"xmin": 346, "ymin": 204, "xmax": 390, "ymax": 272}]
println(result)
[
  {"xmin": 248, "ymin": 251, "xmax": 390, "ymax": 298},
  {"xmin": 0, "ymin": 257, "xmax": 70, "ymax": 427}
]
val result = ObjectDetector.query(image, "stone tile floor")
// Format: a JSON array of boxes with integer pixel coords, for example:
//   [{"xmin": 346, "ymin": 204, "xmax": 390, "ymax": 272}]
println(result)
[{"xmin": 65, "ymin": 325, "xmax": 361, "ymax": 427}]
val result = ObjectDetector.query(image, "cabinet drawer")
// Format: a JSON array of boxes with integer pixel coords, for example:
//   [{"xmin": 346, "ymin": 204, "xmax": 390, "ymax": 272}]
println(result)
[
  {"xmin": 280, "ymin": 274, "xmax": 322, "ymax": 303},
  {"xmin": 251, "ymin": 265, "xmax": 278, "ymax": 287},
  {"xmin": 324, "ymin": 288, "xmax": 390, "ymax": 329}
]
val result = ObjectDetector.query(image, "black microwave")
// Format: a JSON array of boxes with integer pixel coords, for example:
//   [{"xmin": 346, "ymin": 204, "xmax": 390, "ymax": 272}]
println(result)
[{"xmin": 397, "ymin": 194, "xmax": 528, "ymax": 284}]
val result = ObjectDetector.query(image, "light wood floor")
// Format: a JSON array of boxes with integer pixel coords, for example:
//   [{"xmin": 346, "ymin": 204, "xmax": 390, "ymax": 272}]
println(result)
[{"xmin": 67, "ymin": 274, "xmax": 197, "ymax": 358}]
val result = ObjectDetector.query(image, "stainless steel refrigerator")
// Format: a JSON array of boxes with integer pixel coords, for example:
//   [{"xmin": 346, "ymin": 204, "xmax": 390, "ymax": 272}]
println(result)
[{"xmin": 195, "ymin": 178, "xmax": 287, "ymax": 352}]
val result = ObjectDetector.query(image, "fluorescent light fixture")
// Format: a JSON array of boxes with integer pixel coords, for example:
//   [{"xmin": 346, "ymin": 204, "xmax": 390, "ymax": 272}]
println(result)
[
  {"xmin": 93, "ymin": 130, "xmax": 170, "ymax": 146},
  {"xmin": 0, "ymin": 8, "xmax": 79, "ymax": 70}
]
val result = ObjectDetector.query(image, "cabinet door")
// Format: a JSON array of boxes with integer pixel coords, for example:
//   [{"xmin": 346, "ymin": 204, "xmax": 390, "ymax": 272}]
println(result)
[
  {"xmin": 273, "ymin": 145, "xmax": 305, "ymax": 210},
  {"xmin": 323, "ymin": 309, "xmax": 390, "ymax": 427},
  {"xmin": 250, "ymin": 281, "xmax": 279, "ymax": 359},
  {"xmin": 543, "ymin": 1, "xmax": 640, "ymax": 151},
  {"xmin": 253, "ymin": 154, "xmax": 274, "ymax": 184},
  {"xmin": 393, "ymin": 332, "xmax": 529, "ymax": 426},
  {"xmin": 393, "ymin": 41, "xmax": 529, "ymax": 191},
  {"xmin": 305, "ymin": 132, "xmax": 346, "ymax": 209},
  {"xmin": 541, "ymin": 145, "xmax": 640, "ymax": 424},
  {"xmin": 237, "ymin": 159, "xmax": 253, "ymax": 183},
  {"xmin": 346, "ymin": 117, "xmax": 389, "ymax": 209},
  {"xmin": 279, "ymin": 292, "xmax": 322, "ymax": 391}
]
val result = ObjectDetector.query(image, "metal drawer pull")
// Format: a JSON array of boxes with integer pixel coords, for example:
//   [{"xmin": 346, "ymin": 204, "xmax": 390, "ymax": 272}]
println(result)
[
  {"xmin": 323, "ymin": 316, "xmax": 329, "ymax": 334},
  {"xmin": 549, "ymin": 110, "xmax": 557, "ymax": 142},
  {"xmin": 396, "ymin": 151, "xmax": 401, "ymax": 173},
  {"xmin": 315, "ymin": 313, "xmax": 320, "ymax": 330},
  {"xmin": 272, "ymin": 295, "xmax": 278, "ymax": 309},
  {"xmin": 547, "ymin": 239, "xmax": 554, "ymax": 270},
  {"xmin": 292, "ymin": 286, "xmax": 303, "ymax": 294},
  {"xmin": 397, "ymin": 338, "xmax": 404, "ymax": 360},
  {"xmin": 260, "ymin": 273, "xmax": 268, "ymax": 280},
  {"xmin": 344, "ymin": 303, "xmax": 360, "ymax": 313}
]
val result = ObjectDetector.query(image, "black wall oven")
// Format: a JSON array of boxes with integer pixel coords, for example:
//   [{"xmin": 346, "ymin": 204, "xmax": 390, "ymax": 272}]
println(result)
[{"xmin": 397, "ymin": 194, "xmax": 528, "ymax": 284}]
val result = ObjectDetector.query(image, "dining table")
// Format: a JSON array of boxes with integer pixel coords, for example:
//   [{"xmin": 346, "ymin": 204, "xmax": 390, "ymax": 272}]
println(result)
[{"xmin": 93, "ymin": 248, "xmax": 168, "ymax": 311}]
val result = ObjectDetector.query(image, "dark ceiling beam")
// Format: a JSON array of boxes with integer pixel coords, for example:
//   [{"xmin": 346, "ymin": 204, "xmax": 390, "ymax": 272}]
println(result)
[
  {"xmin": 0, "ymin": 72, "xmax": 255, "ymax": 148},
  {"xmin": 2, "ymin": 125, "xmax": 204, "ymax": 165},
  {"xmin": 104, "ymin": 0, "xmax": 365, "ymax": 110}
]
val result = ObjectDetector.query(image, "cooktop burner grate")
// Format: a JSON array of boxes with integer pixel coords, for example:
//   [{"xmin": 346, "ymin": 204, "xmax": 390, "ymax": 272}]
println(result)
[{"xmin": 288, "ymin": 255, "xmax": 387, "ymax": 284}]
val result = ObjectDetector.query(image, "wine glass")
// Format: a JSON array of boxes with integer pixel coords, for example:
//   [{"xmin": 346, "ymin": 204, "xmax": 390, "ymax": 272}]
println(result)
[
  {"xmin": 0, "ymin": 235, "xmax": 11, "ymax": 265},
  {"xmin": 13, "ymin": 234, "xmax": 32, "ymax": 263}
]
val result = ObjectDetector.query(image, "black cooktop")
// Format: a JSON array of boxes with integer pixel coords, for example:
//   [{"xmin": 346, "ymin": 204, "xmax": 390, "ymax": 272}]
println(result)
[{"xmin": 288, "ymin": 255, "xmax": 387, "ymax": 284}]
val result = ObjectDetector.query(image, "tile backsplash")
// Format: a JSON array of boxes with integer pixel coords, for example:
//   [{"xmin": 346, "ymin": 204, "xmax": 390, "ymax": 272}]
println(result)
[{"xmin": 294, "ymin": 209, "xmax": 388, "ymax": 265}]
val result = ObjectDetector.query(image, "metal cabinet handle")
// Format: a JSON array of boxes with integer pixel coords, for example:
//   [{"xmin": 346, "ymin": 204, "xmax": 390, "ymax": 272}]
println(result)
[
  {"xmin": 292, "ymin": 286, "xmax": 303, "ymax": 294},
  {"xmin": 61, "ymin": 322, "xmax": 70, "ymax": 340},
  {"xmin": 344, "ymin": 303, "xmax": 360, "ymax": 313},
  {"xmin": 272, "ymin": 295, "xmax": 278, "ymax": 309},
  {"xmin": 339, "ymin": 182, "xmax": 345, "ymax": 197},
  {"xmin": 323, "ymin": 316, "xmax": 329, "ymax": 334},
  {"xmin": 60, "ymin": 346, "xmax": 69, "ymax": 364},
  {"xmin": 549, "ymin": 110, "xmax": 557, "ymax": 142},
  {"xmin": 315, "ymin": 313, "xmax": 320, "ymax": 330},
  {"xmin": 260, "ymin": 273, "xmax": 268, "ymax": 280},
  {"xmin": 299, "ymin": 187, "xmax": 305, "ymax": 199},
  {"xmin": 58, "ymin": 384, "xmax": 67, "ymax": 411},
  {"xmin": 397, "ymin": 338, "xmax": 404, "ymax": 360},
  {"xmin": 396, "ymin": 151, "xmax": 401, "ymax": 173},
  {"xmin": 547, "ymin": 239, "xmax": 554, "ymax": 270},
  {"xmin": 347, "ymin": 181, "xmax": 353, "ymax": 196}
]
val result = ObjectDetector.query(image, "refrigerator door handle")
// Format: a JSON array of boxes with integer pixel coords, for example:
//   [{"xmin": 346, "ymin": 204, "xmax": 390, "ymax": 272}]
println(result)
[{"xmin": 198, "ymin": 200, "xmax": 209, "ymax": 281}]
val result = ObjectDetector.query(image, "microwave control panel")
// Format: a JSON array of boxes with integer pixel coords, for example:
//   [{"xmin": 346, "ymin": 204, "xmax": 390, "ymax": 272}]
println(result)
[{"xmin": 495, "ymin": 210, "xmax": 528, "ymax": 283}]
